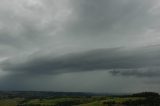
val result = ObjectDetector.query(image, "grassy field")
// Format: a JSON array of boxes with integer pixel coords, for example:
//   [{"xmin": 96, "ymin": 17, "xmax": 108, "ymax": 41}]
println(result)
[
  {"xmin": 0, "ymin": 97, "xmax": 146, "ymax": 106},
  {"xmin": 0, "ymin": 98, "xmax": 23, "ymax": 106},
  {"xmin": 0, "ymin": 92, "xmax": 159, "ymax": 106},
  {"xmin": 78, "ymin": 97, "xmax": 145, "ymax": 106}
]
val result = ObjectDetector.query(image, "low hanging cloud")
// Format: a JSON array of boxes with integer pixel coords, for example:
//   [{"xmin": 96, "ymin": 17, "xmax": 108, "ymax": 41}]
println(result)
[
  {"xmin": 1, "ymin": 45, "xmax": 160, "ymax": 77},
  {"xmin": 110, "ymin": 67, "xmax": 160, "ymax": 77}
]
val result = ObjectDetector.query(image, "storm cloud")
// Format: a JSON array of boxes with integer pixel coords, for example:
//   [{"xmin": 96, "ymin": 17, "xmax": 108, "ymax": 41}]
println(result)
[
  {"xmin": 1, "ymin": 46, "xmax": 160, "ymax": 77},
  {"xmin": 0, "ymin": 0, "xmax": 160, "ymax": 92}
]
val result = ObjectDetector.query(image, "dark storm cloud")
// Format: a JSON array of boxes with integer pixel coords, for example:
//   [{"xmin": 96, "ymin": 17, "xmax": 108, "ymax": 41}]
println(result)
[
  {"xmin": 1, "ymin": 45, "xmax": 160, "ymax": 77},
  {"xmin": 110, "ymin": 68, "xmax": 160, "ymax": 77},
  {"xmin": 1, "ymin": 0, "xmax": 160, "ymax": 92}
]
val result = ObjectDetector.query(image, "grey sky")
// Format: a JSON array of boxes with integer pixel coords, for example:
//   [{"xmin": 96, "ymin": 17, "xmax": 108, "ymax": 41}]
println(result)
[{"xmin": 0, "ymin": 0, "xmax": 160, "ymax": 93}]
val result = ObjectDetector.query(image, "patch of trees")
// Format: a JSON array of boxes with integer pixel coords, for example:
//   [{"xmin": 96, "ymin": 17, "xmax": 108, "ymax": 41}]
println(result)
[{"xmin": 132, "ymin": 92, "xmax": 159, "ymax": 98}]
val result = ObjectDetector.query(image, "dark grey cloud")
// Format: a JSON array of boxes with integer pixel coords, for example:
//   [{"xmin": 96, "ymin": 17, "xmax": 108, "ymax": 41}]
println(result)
[
  {"xmin": 110, "ymin": 68, "xmax": 160, "ymax": 77},
  {"xmin": 67, "ymin": 0, "xmax": 158, "ymax": 36},
  {"xmin": 1, "ymin": 45, "xmax": 160, "ymax": 77},
  {"xmin": 59, "ymin": 0, "xmax": 160, "ymax": 50}
]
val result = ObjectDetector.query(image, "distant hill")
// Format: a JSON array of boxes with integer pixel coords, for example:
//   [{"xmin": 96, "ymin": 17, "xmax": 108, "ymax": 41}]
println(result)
[
  {"xmin": 132, "ymin": 92, "xmax": 159, "ymax": 97},
  {"xmin": 0, "ymin": 91, "xmax": 159, "ymax": 99},
  {"xmin": 0, "ymin": 91, "xmax": 93, "ymax": 99},
  {"xmin": 0, "ymin": 91, "xmax": 115, "ymax": 99}
]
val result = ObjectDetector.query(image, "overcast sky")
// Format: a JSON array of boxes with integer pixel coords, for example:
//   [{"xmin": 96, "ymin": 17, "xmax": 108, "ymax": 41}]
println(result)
[{"xmin": 0, "ymin": 0, "xmax": 160, "ymax": 93}]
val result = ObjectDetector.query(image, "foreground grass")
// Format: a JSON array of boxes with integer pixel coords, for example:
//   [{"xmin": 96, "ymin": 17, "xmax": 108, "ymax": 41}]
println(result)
[
  {"xmin": 0, "ymin": 98, "xmax": 23, "ymax": 106},
  {"xmin": 104, "ymin": 97, "xmax": 145, "ymax": 103},
  {"xmin": 78, "ymin": 97, "xmax": 145, "ymax": 106},
  {"xmin": 20, "ymin": 97, "xmax": 96, "ymax": 106},
  {"xmin": 25, "ymin": 98, "xmax": 78, "ymax": 105}
]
